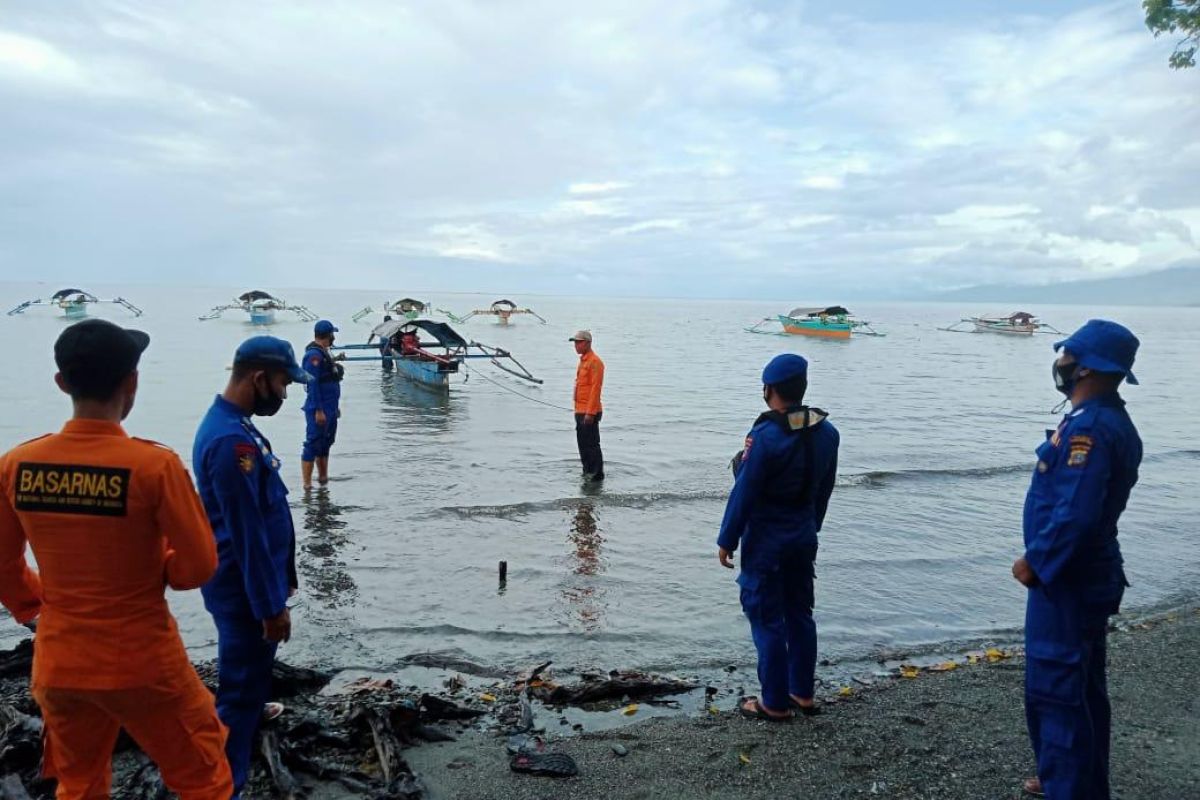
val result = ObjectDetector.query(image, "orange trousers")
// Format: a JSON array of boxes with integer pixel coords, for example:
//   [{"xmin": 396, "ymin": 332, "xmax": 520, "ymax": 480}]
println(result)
[{"xmin": 33, "ymin": 668, "xmax": 232, "ymax": 800}]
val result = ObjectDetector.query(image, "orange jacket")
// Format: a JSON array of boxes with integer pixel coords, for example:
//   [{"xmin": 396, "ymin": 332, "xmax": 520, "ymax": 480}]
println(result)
[
  {"xmin": 0, "ymin": 419, "xmax": 217, "ymax": 690},
  {"xmin": 574, "ymin": 350, "xmax": 605, "ymax": 415}
]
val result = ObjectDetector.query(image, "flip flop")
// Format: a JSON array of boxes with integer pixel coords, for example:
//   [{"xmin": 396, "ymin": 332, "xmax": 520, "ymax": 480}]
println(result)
[
  {"xmin": 789, "ymin": 698, "xmax": 823, "ymax": 717},
  {"xmin": 738, "ymin": 697, "xmax": 793, "ymax": 722},
  {"xmin": 1022, "ymin": 777, "xmax": 1045, "ymax": 797},
  {"xmin": 509, "ymin": 752, "xmax": 579, "ymax": 777}
]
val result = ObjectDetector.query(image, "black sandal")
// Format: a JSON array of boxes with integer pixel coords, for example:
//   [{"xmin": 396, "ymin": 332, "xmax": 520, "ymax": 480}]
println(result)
[
  {"xmin": 738, "ymin": 697, "xmax": 793, "ymax": 722},
  {"xmin": 789, "ymin": 697, "xmax": 822, "ymax": 716}
]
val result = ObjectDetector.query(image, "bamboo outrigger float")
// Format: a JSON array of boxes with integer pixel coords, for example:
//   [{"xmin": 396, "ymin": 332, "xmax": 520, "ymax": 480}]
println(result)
[
  {"xmin": 335, "ymin": 318, "xmax": 543, "ymax": 390},
  {"xmin": 7, "ymin": 288, "xmax": 143, "ymax": 319},
  {"xmin": 199, "ymin": 290, "xmax": 317, "ymax": 325},
  {"xmin": 439, "ymin": 299, "xmax": 546, "ymax": 325},
  {"xmin": 352, "ymin": 298, "xmax": 429, "ymax": 324},
  {"xmin": 939, "ymin": 311, "xmax": 1063, "ymax": 336},
  {"xmin": 746, "ymin": 305, "xmax": 884, "ymax": 339}
]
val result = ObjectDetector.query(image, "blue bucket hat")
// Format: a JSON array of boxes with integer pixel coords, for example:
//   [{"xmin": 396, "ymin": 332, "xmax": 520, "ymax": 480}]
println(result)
[
  {"xmin": 762, "ymin": 354, "xmax": 809, "ymax": 385},
  {"xmin": 314, "ymin": 319, "xmax": 338, "ymax": 337},
  {"xmin": 234, "ymin": 336, "xmax": 310, "ymax": 383},
  {"xmin": 1054, "ymin": 319, "xmax": 1139, "ymax": 385}
]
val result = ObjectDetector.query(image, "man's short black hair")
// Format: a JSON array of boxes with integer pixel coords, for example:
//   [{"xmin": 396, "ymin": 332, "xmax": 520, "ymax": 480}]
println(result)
[
  {"xmin": 54, "ymin": 320, "xmax": 149, "ymax": 402},
  {"xmin": 769, "ymin": 374, "xmax": 808, "ymax": 404}
]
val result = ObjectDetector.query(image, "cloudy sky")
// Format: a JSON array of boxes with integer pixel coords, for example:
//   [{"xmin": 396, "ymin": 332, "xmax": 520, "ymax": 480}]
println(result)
[{"xmin": 1, "ymin": 0, "xmax": 1197, "ymax": 298}]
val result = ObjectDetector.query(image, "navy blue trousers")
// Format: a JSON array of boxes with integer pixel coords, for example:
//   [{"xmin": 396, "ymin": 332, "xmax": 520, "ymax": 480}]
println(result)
[
  {"xmin": 1025, "ymin": 582, "xmax": 1118, "ymax": 800},
  {"xmin": 302, "ymin": 409, "xmax": 338, "ymax": 461},
  {"xmin": 213, "ymin": 613, "xmax": 278, "ymax": 796},
  {"xmin": 738, "ymin": 546, "xmax": 817, "ymax": 712}
]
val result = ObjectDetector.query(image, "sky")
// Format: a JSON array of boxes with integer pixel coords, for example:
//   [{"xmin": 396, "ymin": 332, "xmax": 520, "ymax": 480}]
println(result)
[{"xmin": 0, "ymin": 0, "xmax": 1197, "ymax": 299}]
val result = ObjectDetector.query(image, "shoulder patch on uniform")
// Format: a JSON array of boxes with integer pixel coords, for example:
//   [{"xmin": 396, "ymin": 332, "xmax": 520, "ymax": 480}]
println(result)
[
  {"xmin": 1067, "ymin": 435, "xmax": 1093, "ymax": 467},
  {"xmin": 742, "ymin": 435, "xmax": 753, "ymax": 461},
  {"xmin": 310, "ymin": 356, "xmax": 322, "ymax": 366},
  {"xmin": 234, "ymin": 442, "xmax": 257, "ymax": 473}
]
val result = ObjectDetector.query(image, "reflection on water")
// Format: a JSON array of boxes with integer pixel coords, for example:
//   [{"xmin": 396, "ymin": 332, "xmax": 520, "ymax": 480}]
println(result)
[
  {"xmin": 377, "ymin": 373, "xmax": 455, "ymax": 442},
  {"xmin": 558, "ymin": 501, "xmax": 607, "ymax": 633},
  {"xmin": 298, "ymin": 488, "xmax": 358, "ymax": 609}
]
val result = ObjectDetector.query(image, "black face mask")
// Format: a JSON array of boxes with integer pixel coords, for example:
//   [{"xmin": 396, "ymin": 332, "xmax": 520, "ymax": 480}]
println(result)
[
  {"xmin": 1053, "ymin": 361, "xmax": 1080, "ymax": 397},
  {"xmin": 253, "ymin": 374, "xmax": 285, "ymax": 417}
]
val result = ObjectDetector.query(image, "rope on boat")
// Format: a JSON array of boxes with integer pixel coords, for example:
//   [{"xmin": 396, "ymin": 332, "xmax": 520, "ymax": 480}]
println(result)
[{"xmin": 462, "ymin": 362, "xmax": 574, "ymax": 412}]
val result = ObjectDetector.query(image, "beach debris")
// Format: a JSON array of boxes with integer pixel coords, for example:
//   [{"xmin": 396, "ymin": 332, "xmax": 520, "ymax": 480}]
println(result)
[
  {"xmin": 479, "ymin": 693, "xmax": 497, "ymax": 703},
  {"xmin": 419, "ymin": 694, "xmax": 484, "ymax": 721},
  {"xmin": 610, "ymin": 743, "xmax": 629, "ymax": 757},
  {"xmin": 0, "ymin": 774, "xmax": 34, "ymax": 800},
  {"xmin": 738, "ymin": 753, "xmax": 752, "ymax": 766},
  {"xmin": 985, "ymin": 648, "xmax": 1010, "ymax": 662},
  {"xmin": 838, "ymin": 686, "xmax": 854, "ymax": 697},
  {"xmin": 506, "ymin": 734, "xmax": 545, "ymax": 755},
  {"xmin": 621, "ymin": 704, "xmax": 639, "ymax": 716},
  {"xmin": 899, "ymin": 665, "xmax": 921, "ymax": 679},
  {"xmin": 259, "ymin": 727, "xmax": 303, "ymax": 800},
  {"xmin": 398, "ymin": 653, "xmax": 508, "ymax": 679},
  {"xmin": 533, "ymin": 671, "xmax": 696, "ymax": 706},
  {"xmin": 927, "ymin": 661, "xmax": 959, "ymax": 672},
  {"xmin": 334, "ymin": 677, "xmax": 395, "ymax": 696},
  {"xmin": 0, "ymin": 640, "xmax": 32, "ymax": 680},
  {"xmin": 509, "ymin": 752, "xmax": 579, "ymax": 778},
  {"xmin": 708, "ymin": 705, "xmax": 720, "ymax": 715}
]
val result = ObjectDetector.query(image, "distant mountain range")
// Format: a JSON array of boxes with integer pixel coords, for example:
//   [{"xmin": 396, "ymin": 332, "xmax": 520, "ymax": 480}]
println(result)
[{"xmin": 934, "ymin": 264, "xmax": 1200, "ymax": 306}]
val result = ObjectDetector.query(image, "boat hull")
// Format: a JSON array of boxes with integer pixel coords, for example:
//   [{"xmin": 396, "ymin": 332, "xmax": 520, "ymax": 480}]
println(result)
[
  {"xmin": 250, "ymin": 309, "xmax": 276, "ymax": 325},
  {"xmin": 973, "ymin": 321, "xmax": 1034, "ymax": 336},
  {"xmin": 394, "ymin": 356, "xmax": 454, "ymax": 389},
  {"xmin": 63, "ymin": 304, "xmax": 88, "ymax": 320},
  {"xmin": 779, "ymin": 315, "xmax": 852, "ymax": 339}
]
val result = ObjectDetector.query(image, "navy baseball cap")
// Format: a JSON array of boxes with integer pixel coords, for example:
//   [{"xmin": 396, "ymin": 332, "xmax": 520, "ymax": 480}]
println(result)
[
  {"xmin": 1054, "ymin": 319, "xmax": 1139, "ymax": 385},
  {"xmin": 54, "ymin": 319, "xmax": 150, "ymax": 394},
  {"xmin": 314, "ymin": 320, "xmax": 338, "ymax": 336},
  {"xmin": 762, "ymin": 354, "xmax": 809, "ymax": 385},
  {"xmin": 233, "ymin": 336, "xmax": 310, "ymax": 382}
]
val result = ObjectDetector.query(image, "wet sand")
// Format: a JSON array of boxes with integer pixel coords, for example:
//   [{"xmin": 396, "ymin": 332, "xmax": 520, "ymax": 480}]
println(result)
[{"xmin": 405, "ymin": 606, "xmax": 1200, "ymax": 800}]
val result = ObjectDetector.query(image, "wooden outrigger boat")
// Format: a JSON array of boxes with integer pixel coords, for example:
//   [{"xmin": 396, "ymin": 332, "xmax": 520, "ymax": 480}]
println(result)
[
  {"xmin": 199, "ymin": 290, "xmax": 318, "ymax": 325},
  {"xmin": 939, "ymin": 311, "xmax": 1063, "ymax": 337},
  {"xmin": 335, "ymin": 318, "xmax": 543, "ymax": 390},
  {"xmin": 352, "ymin": 297, "xmax": 429, "ymax": 324},
  {"xmin": 439, "ymin": 299, "xmax": 546, "ymax": 325},
  {"xmin": 7, "ymin": 288, "xmax": 143, "ymax": 319},
  {"xmin": 746, "ymin": 306, "xmax": 884, "ymax": 339}
]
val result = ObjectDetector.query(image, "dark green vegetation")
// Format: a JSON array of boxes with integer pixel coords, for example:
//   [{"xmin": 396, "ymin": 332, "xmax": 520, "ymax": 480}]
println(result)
[{"xmin": 1145, "ymin": 0, "xmax": 1200, "ymax": 68}]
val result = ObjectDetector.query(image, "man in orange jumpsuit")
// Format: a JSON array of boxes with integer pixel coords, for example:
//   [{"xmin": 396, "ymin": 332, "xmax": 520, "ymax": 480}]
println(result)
[
  {"xmin": 0, "ymin": 319, "xmax": 233, "ymax": 800},
  {"xmin": 570, "ymin": 330, "xmax": 605, "ymax": 481}
]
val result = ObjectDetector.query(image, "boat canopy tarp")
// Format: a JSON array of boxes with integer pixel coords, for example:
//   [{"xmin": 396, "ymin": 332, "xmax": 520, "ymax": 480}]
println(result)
[
  {"xmin": 52, "ymin": 288, "xmax": 94, "ymax": 301},
  {"xmin": 239, "ymin": 290, "xmax": 277, "ymax": 302},
  {"xmin": 393, "ymin": 298, "xmax": 426, "ymax": 311},
  {"xmin": 787, "ymin": 305, "xmax": 850, "ymax": 318},
  {"xmin": 492, "ymin": 299, "xmax": 517, "ymax": 309},
  {"xmin": 373, "ymin": 319, "xmax": 468, "ymax": 348}
]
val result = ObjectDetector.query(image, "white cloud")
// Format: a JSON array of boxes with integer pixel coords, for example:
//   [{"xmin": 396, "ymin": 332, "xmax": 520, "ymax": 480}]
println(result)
[
  {"xmin": 568, "ymin": 181, "xmax": 631, "ymax": 195},
  {"xmin": 612, "ymin": 218, "xmax": 687, "ymax": 235}
]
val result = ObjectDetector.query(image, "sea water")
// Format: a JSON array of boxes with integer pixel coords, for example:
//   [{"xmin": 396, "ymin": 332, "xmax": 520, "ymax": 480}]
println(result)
[{"xmin": 2, "ymin": 282, "xmax": 1198, "ymax": 680}]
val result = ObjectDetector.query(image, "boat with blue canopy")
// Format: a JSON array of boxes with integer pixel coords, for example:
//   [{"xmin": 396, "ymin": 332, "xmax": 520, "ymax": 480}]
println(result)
[
  {"xmin": 199, "ymin": 290, "xmax": 317, "ymax": 325},
  {"xmin": 746, "ymin": 305, "xmax": 884, "ymax": 339}
]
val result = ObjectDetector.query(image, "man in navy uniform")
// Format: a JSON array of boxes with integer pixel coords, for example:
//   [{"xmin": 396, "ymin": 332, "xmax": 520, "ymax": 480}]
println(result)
[
  {"xmin": 193, "ymin": 336, "xmax": 306, "ymax": 796},
  {"xmin": 301, "ymin": 320, "xmax": 345, "ymax": 489},
  {"xmin": 717, "ymin": 354, "xmax": 839, "ymax": 721},
  {"xmin": 1012, "ymin": 320, "xmax": 1142, "ymax": 800}
]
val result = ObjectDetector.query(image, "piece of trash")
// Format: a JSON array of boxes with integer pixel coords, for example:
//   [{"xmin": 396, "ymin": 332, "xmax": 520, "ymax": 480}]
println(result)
[
  {"xmin": 480, "ymin": 693, "xmax": 497, "ymax": 703},
  {"xmin": 611, "ymin": 743, "xmax": 628, "ymax": 757},
  {"xmin": 899, "ymin": 665, "xmax": 920, "ymax": 679},
  {"xmin": 707, "ymin": 705, "xmax": 720, "ymax": 716},
  {"xmin": 509, "ymin": 752, "xmax": 579, "ymax": 777},
  {"xmin": 334, "ymin": 677, "xmax": 395, "ymax": 696},
  {"xmin": 506, "ymin": 734, "xmax": 545, "ymax": 755},
  {"xmin": 621, "ymin": 704, "xmax": 639, "ymax": 716},
  {"xmin": 738, "ymin": 753, "xmax": 751, "ymax": 766},
  {"xmin": 966, "ymin": 654, "xmax": 980, "ymax": 665},
  {"xmin": 838, "ymin": 686, "xmax": 853, "ymax": 697},
  {"xmin": 985, "ymin": 648, "xmax": 1008, "ymax": 662},
  {"xmin": 928, "ymin": 661, "xmax": 958, "ymax": 672}
]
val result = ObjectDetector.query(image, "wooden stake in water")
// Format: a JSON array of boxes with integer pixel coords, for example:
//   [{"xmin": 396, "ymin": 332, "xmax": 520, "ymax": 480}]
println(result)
[{"xmin": 498, "ymin": 560, "xmax": 508, "ymax": 585}]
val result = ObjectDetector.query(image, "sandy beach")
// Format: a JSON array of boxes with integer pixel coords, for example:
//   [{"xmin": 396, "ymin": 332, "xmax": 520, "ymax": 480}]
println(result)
[{"xmin": 405, "ymin": 605, "xmax": 1200, "ymax": 800}]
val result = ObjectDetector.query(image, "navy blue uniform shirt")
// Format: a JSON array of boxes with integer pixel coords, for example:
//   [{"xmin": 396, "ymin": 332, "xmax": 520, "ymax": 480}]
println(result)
[
  {"xmin": 302, "ymin": 343, "xmax": 341, "ymax": 412},
  {"xmin": 717, "ymin": 407, "xmax": 839, "ymax": 574},
  {"xmin": 1023, "ymin": 393, "xmax": 1141, "ymax": 588},
  {"xmin": 193, "ymin": 396, "xmax": 297, "ymax": 620}
]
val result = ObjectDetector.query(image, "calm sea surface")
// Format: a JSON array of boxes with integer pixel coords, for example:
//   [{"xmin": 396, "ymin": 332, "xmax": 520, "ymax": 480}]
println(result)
[{"xmin": 2, "ymin": 282, "xmax": 1198, "ymax": 680}]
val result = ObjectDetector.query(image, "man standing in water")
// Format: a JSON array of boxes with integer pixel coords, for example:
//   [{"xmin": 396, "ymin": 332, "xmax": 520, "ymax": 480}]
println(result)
[
  {"xmin": 301, "ymin": 319, "xmax": 345, "ymax": 489},
  {"xmin": 1013, "ymin": 320, "xmax": 1141, "ymax": 800},
  {"xmin": 718, "ymin": 354, "xmax": 839, "ymax": 721},
  {"xmin": 570, "ymin": 330, "xmax": 605, "ymax": 482},
  {"xmin": 0, "ymin": 320, "xmax": 232, "ymax": 799},
  {"xmin": 194, "ymin": 336, "xmax": 305, "ymax": 797}
]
